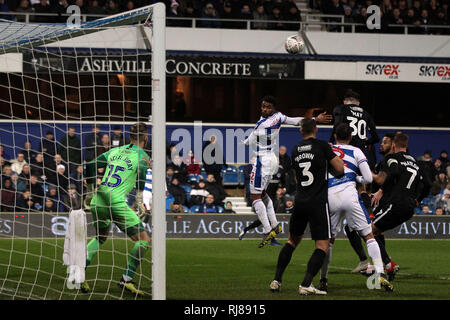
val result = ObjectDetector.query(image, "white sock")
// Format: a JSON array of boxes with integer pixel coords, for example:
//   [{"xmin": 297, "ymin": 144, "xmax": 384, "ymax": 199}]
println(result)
[
  {"xmin": 262, "ymin": 194, "xmax": 278, "ymax": 229},
  {"xmin": 253, "ymin": 199, "xmax": 271, "ymax": 233},
  {"xmin": 366, "ymin": 238, "xmax": 384, "ymax": 274},
  {"xmin": 320, "ymin": 243, "xmax": 333, "ymax": 280}
]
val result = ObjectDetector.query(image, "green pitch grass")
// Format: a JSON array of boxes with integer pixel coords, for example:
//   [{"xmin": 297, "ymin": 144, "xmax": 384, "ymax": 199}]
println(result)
[{"xmin": 0, "ymin": 238, "xmax": 449, "ymax": 300}]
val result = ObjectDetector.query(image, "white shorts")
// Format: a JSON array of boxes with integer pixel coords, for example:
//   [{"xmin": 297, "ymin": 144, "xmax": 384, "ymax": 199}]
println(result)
[
  {"xmin": 328, "ymin": 184, "xmax": 372, "ymax": 238},
  {"xmin": 249, "ymin": 153, "xmax": 279, "ymax": 194}
]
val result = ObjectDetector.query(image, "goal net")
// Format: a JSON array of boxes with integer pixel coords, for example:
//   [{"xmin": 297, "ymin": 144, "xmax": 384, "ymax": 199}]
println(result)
[{"xmin": 0, "ymin": 3, "xmax": 166, "ymax": 300}]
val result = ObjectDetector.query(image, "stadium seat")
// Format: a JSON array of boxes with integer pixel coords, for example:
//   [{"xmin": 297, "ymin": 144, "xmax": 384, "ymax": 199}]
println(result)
[
  {"xmin": 188, "ymin": 174, "xmax": 200, "ymax": 184},
  {"xmin": 180, "ymin": 184, "xmax": 192, "ymax": 203},
  {"xmin": 217, "ymin": 206, "xmax": 224, "ymax": 213},
  {"xmin": 183, "ymin": 206, "xmax": 190, "ymax": 213},
  {"xmin": 200, "ymin": 166, "xmax": 207, "ymax": 181},
  {"xmin": 190, "ymin": 205, "xmax": 201, "ymax": 213},
  {"xmin": 166, "ymin": 193, "xmax": 175, "ymax": 212},
  {"xmin": 238, "ymin": 164, "xmax": 247, "ymax": 186},
  {"xmin": 222, "ymin": 165, "xmax": 239, "ymax": 186}
]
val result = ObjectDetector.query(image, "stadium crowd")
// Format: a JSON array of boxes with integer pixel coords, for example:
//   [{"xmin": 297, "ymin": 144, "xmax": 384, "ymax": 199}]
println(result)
[
  {"xmin": 313, "ymin": 0, "xmax": 449, "ymax": 34},
  {"xmin": 0, "ymin": 0, "xmax": 447, "ymax": 33},
  {"xmin": 0, "ymin": 128, "xmax": 449, "ymax": 215}
]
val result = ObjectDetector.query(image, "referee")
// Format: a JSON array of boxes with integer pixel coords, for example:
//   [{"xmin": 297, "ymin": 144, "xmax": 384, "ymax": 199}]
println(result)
[{"xmin": 269, "ymin": 118, "xmax": 344, "ymax": 295}]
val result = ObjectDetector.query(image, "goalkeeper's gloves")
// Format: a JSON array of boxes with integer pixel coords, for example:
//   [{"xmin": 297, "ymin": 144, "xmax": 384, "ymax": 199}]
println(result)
[
  {"xmin": 138, "ymin": 203, "xmax": 151, "ymax": 224},
  {"xmin": 83, "ymin": 184, "xmax": 95, "ymax": 209}
]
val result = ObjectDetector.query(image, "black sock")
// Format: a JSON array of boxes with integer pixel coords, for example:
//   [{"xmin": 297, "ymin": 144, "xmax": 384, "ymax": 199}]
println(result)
[
  {"xmin": 376, "ymin": 234, "xmax": 386, "ymax": 247},
  {"xmin": 244, "ymin": 219, "xmax": 262, "ymax": 232},
  {"xmin": 345, "ymin": 225, "xmax": 367, "ymax": 261},
  {"xmin": 375, "ymin": 235, "xmax": 391, "ymax": 266},
  {"xmin": 274, "ymin": 243, "xmax": 295, "ymax": 282},
  {"xmin": 301, "ymin": 249, "xmax": 326, "ymax": 287}
]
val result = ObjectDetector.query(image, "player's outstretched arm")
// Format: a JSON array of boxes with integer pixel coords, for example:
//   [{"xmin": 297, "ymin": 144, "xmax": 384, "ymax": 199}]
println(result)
[{"xmin": 315, "ymin": 112, "xmax": 333, "ymax": 124}]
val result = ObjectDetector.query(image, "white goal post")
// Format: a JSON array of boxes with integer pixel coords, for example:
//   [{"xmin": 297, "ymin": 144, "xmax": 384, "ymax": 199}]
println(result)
[{"xmin": 0, "ymin": 3, "xmax": 166, "ymax": 300}]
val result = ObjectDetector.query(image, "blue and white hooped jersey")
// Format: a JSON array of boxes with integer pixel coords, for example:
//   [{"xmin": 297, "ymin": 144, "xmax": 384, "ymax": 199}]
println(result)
[
  {"xmin": 243, "ymin": 111, "xmax": 303, "ymax": 155},
  {"xmin": 328, "ymin": 144, "xmax": 371, "ymax": 191},
  {"xmin": 142, "ymin": 168, "xmax": 167, "ymax": 210}
]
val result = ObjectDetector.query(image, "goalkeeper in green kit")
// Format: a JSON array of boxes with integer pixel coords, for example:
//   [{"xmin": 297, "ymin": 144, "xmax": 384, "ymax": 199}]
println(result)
[{"xmin": 81, "ymin": 122, "xmax": 151, "ymax": 297}]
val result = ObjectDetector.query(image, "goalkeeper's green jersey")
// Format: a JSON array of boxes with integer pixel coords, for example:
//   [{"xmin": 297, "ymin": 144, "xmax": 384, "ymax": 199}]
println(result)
[{"xmin": 86, "ymin": 144, "xmax": 149, "ymax": 203}]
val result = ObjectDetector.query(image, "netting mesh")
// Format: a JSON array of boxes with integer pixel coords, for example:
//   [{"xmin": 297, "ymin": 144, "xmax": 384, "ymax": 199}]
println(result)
[{"xmin": 0, "ymin": 7, "xmax": 157, "ymax": 300}]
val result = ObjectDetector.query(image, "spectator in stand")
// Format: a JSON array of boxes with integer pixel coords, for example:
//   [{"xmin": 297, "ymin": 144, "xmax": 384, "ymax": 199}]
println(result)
[
  {"xmin": 284, "ymin": 3, "xmax": 301, "ymax": 30},
  {"xmin": 55, "ymin": 0, "xmax": 70, "ymax": 23},
  {"xmin": 200, "ymin": 2, "xmax": 221, "ymax": 28},
  {"xmin": 239, "ymin": 3, "xmax": 253, "ymax": 28},
  {"xmin": 380, "ymin": 0, "xmax": 393, "ymax": 16},
  {"xmin": 354, "ymin": 6, "xmax": 368, "ymax": 32},
  {"xmin": 283, "ymin": 195, "xmax": 295, "ymax": 214},
  {"xmin": 0, "ymin": 0, "xmax": 12, "ymax": 20},
  {"xmin": 347, "ymin": 0, "xmax": 360, "ymax": 16},
  {"xmin": 269, "ymin": 5, "xmax": 286, "ymax": 30},
  {"xmin": 15, "ymin": 0, "xmax": 33, "ymax": 22},
  {"xmin": 439, "ymin": 150, "xmax": 448, "ymax": 168},
  {"xmin": 110, "ymin": 125, "xmax": 126, "ymax": 148},
  {"xmin": 1, "ymin": 165, "xmax": 13, "ymax": 185},
  {"xmin": 278, "ymin": 145, "xmax": 294, "ymax": 193},
  {"xmin": 10, "ymin": 152, "xmax": 27, "ymax": 175},
  {"xmin": 1, "ymin": 178, "xmax": 15, "ymax": 212},
  {"xmin": 273, "ymin": 186, "xmax": 287, "ymax": 213},
  {"xmin": 16, "ymin": 190, "xmax": 35, "ymax": 212},
  {"xmin": 70, "ymin": 164, "xmax": 85, "ymax": 195},
  {"xmin": 47, "ymin": 186, "xmax": 63, "ymax": 212},
  {"xmin": 223, "ymin": 201, "xmax": 236, "ymax": 213},
  {"xmin": 168, "ymin": 154, "xmax": 189, "ymax": 184},
  {"xmin": 125, "ymin": 0, "xmax": 135, "ymax": 11},
  {"xmin": 184, "ymin": 150, "xmax": 201, "ymax": 184},
  {"xmin": 63, "ymin": 184, "xmax": 83, "ymax": 211},
  {"xmin": 45, "ymin": 153, "xmax": 67, "ymax": 187},
  {"xmin": 30, "ymin": 153, "xmax": 46, "ymax": 181},
  {"xmin": 166, "ymin": 143, "xmax": 178, "ymax": 165},
  {"xmin": 202, "ymin": 135, "xmax": 225, "ymax": 184},
  {"xmin": 432, "ymin": 9, "xmax": 449, "ymax": 34},
  {"xmin": 427, "ymin": 0, "xmax": 440, "ymax": 20},
  {"xmin": 105, "ymin": 0, "xmax": 120, "ymax": 15},
  {"xmin": 398, "ymin": 0, "xmax": 409, "ymax": 18},
  {"xmin": 19, "ymin": 164, "xmax": 31, "ymax": 187},
  {"xmin": 11, "ymin": 172, "xmax": 26, "ymax": 193},
  {"xmin": 435, "ymin": 207, "xmax": 445, "ymax": 215},
  {"xmin": 262, "ymin": 0, "xmax": 274, "ymax": 14},
  {"xmin": 432, "ymin": 158, "xmax": 445, "ymax": 177},
  {"xmin": 40, "ymin": 130, "xmax": 57, "ymax": 170},
  {"xmin": 205, "ymin": 173, "xmax": 227, "ymax": 206},
  {"xmin": 74, "ymin": 0, "xmax": 87, "ymax": 14},
  {"xmin": 220, "ymin": 1, "xmax": 239, "ymax": 28},
  {"xmin": 166, "ymin": 167, "xmax": 175, "ymax": 186},
  {"xmin": 96, "ymin": 133, "xmax": 111, "ymax": 156},
  {"xmin": 168, "ymin": 177, "xmax": 187, "ymax": 206},
  {"xmin": 44, "ymin": 198, "xmax": 57, "ymax": 212},
  {"xmin": 85, "ymin": 124, "xmax": 102, "ymax": 162},
  {"xmin": 326, "ymin": 0, "xmax": 345, "ymax": 32},
  {"xmin": 405, "ymin": 8, "xmax": 418, "ymax": 24},
  {"xmin": 183, "ymin": 2, "xmax": 198, "ymax": 27},
  {"xmin": 419, "ymin": 204, "xmax": 432, "ymax": 214},
  {"xmin": 389, "ymin": 8, "xmax": 405, "ymax": 33},
  {"xmin": 200, "ymin": 194, "xmax": 220, "ymax": 213},
  {"xmin": 0, "ymin": 144, "xmax": 10, "ymax": 161},
  {"xmin": 33, "ymin": 0, "xmax": 53, "ymax": 23},
  {"xmin": 29, "ymin": 175, "xmax": 44, "ymax": 210},
  {"xmin": 252, "ymin": 2, "xmax": 269, "ymax": 30},
  {"xmin": 343, "ymin": 5, "xmax": 355, "ymax": 32},
  {"xmin": 56, "ymin": 164, "xmax": 69, "ymax": 200},
  {"xmin": 431, "ymin": 172, "xmax": 448, "ymax": 196},
  {"xmin": 86, "ymin": 0, "xmax": 106, "ymax": 21},
  {"xmin": 412, "ymin": 0, "xmax": 422, "ymax": 17},
  {"xmin": 58, "ymin": 126, "xmax": 81, "ymax": 175},
  {"xmin": 189, "ymin": 180, "xmax": 210, "ymax": 206},
  {"xmin": 420, "ymin": 9, "xmax": 431, "ymax": 34},
  {"xmin": 167, "ymin": 0, "xmax": 186, "ymax": 27}
]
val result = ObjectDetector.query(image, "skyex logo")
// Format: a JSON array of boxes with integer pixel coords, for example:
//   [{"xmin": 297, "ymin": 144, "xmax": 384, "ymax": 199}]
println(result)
[
  {"xmin": 366, "ymin": 273, "xmax": 381, "ymax": 289},
  {"xmin": 365, "ymin": 64, "xmax": 400, "ymax": 79},
  {"xmin": 419, "ymin": 65, "xmax": 450, "ymax": 79}
]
